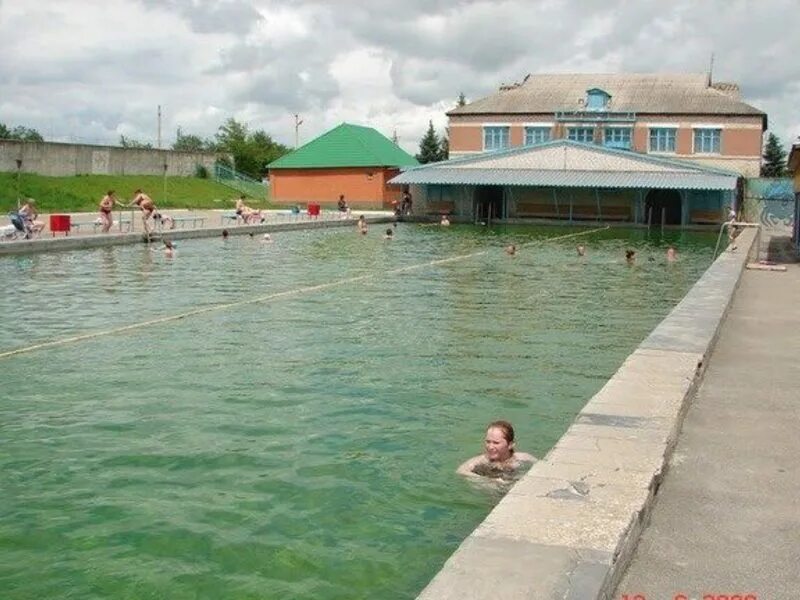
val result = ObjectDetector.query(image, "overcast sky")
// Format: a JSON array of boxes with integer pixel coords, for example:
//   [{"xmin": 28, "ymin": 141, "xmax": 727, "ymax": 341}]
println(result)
[{"xmin": 1, "ymin": 0, "xmax": 798, "ymax": 155}]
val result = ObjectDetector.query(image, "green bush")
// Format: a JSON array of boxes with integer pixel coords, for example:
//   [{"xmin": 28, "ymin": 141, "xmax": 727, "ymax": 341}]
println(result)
[{"xmin": 195, "ymin": 164, "xmax": 209, "ymax": 179}]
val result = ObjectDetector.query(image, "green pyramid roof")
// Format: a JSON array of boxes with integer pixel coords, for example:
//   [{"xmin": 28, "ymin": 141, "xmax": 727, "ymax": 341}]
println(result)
[{"xmin": 268, "ymin": 123, "xmax": 419, "ymax": 169}]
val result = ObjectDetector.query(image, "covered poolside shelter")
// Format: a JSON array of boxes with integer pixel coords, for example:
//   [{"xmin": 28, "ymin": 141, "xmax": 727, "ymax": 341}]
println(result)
[{"xmin": 389, "ymin": 140, "xmax": 740, "ymax": 227}]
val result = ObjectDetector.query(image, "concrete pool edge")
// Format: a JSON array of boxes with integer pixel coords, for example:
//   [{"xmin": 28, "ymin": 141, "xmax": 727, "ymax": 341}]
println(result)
[
  {"xmin": 417, "ymin": 228, "xmax": 760, "ymax": 600},
  {"xmin": 0, "ymin": 215, "xmax": 394, "ymax": 256}
]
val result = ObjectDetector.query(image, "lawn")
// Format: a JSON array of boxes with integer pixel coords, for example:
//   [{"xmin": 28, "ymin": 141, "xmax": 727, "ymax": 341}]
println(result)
[{"xmin": 0, "ymin": 173, "xmax": 272, "ymax": 213}]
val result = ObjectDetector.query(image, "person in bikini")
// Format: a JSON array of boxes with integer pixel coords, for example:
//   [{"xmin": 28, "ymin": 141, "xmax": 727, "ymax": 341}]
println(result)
[
  {"xmin": 235, "ymin": 195, "xmax": 263, "ymax": 224},
  {"xmin": 99, "ymin": 190, "xmax": 120, "ymax": 233},
  {"xmin": 128, "ymin": 189, "xmax": 157, "ymax": 234}
]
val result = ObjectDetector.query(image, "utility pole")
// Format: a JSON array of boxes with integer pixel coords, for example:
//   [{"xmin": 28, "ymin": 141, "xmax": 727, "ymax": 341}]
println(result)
[
  {"xmin": 707, "ymin": 52, "xmax": 715, "ymax": 86},
  {"xmin": 294, "ymin": 114, "xmax": 303, "ymax": 148},
  {"xmin": 157, "ymin": 105, "xmax": 162, "ymax": 149}
]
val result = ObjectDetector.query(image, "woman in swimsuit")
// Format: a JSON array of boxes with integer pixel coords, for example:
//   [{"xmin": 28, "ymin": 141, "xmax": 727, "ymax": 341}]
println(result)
[
  {"xmin": 235, "ymin": 196, "xmax": 263, "ymax": 224},
  {"xmin": 128, "ymin": 189, "xmax": 156, "ymax": 234},
  {"xmin": 457, "ymin": 420, "xmax": 536, "ymax": 481},
  {"xmin": 99, "ymin": 190, "xmax": 119, "ymax": 233}
]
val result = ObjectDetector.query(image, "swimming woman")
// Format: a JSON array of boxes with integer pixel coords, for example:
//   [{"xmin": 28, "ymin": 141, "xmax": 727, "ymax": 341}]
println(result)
[{"xmin": 457, "ymin": 420, "xmax": 536, "ymax": 480}]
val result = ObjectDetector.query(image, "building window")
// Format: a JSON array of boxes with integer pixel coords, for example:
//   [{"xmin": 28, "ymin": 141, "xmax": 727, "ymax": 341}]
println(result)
[
  {"xmin": 604, "ymin": 127, "xmax": 632, "ymax": 150},
  {"xmin": 586, "ymin": 88, "xmax": 611, "ymax": 111},
  {"xmin": 649, "ymin": 128, "xmax": 676, "ymax": 153},
  {"xmin": 694, "ymin": 128, "xmax": 721, "ymax": 154},
  {"xmin": 568, "ymin": 127, "xmax": 595, "ymax": 143},
  {"xmin": 483, "ymin": 126, "xmax": 510, "ymax": 151},
  {"xmin": 524, "ymin": 126, "xmax": 551, "ymax": 146}
]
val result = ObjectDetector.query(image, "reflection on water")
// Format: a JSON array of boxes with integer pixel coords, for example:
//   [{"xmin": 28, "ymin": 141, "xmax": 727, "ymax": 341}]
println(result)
[{"xmin": 0, "ymin": 224, "xmax": 716, "ymax": 600}]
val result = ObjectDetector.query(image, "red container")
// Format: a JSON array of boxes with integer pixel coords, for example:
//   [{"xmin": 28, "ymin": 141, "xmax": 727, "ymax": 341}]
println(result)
[
  {"xmin": 50, "ymin": 214, "xmax": 71, "ymax": 236},
  {"xmin": 307, "ymin": 203, "xmax": 321, "ymax": 217}
]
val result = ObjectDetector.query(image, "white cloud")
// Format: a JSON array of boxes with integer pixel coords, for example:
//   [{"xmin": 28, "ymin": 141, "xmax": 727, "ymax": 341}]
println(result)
[{"xmin": 0, "ymin": 0, "xmax": 797, "ymax": 154}]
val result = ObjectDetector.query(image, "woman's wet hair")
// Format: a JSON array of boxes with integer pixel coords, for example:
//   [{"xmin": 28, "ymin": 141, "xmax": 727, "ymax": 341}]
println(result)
[{"xmin": 487, "ymin": 420, "xmax": 516, "ymax": 454}]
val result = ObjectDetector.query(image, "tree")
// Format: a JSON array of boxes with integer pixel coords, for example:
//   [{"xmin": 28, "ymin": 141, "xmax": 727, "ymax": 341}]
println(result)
[
  {"xmin": 457, "ymin": 92, "xmax": 467, "ymax": 107},
  {"xmin": 213, "ymin": 117, "xmax": 289, "ymax": 178},
  {"xmin": 440, "ymin": 132, "xmax": 449, "ymax": 161},
  {"xmin": 0, "ymin": 122, "xmax": 43, "ymax": 141},
  {"xmin": 416, "ymin": 120, "xmax": 443, "ymax": 164},
  {"xmin": 761, "ymin": 132, "xmax": 787, "ymax": 177},
  {"xmin": 173, "ymin": 128, "xmax": 210, "ymax": 152},
  {"xmin": 119, "ymin": 135, "xmax": 152, "ymax": 149}
]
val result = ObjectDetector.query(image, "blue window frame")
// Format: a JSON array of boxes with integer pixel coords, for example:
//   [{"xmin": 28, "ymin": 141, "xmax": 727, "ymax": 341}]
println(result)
[
  {"xmin": 586, "ymin": 88, "xmax": 611, "ymax": 111},
  {"xmin": 604, "ymin": 127, "xmax": 631, "ymax": 150},
  {"xmin": 524, "ymin": 126, "xmax": 551, "ymax": 146},
  {"xmin": 483, "ymin": 126, "xmax": 510, "ymax": 151},
  {"xmin": 649, "ymin": 128, "xmax": 676, "ymax": 153},
  {"xmin": 694, "ymin": 128, "xmax": 721, "ymax": 154},
  {"xmin": 568, "ymin": 127, "xmax": 595, "ymax": 143}
]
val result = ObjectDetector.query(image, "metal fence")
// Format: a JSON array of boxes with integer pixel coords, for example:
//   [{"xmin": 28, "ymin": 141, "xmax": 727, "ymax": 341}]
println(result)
[
  {"xmin": 213, "ymin": 163, "xmax": 267, "ymax": 199},
  {"xmin": 743, "ymin": 178, "xmax": 794, "ymax": 230}
]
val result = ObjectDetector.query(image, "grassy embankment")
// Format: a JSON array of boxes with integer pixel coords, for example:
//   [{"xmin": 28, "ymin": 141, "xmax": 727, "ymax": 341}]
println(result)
[{"xmin": 0, "ymin": 173, "xmax": 272, "ymax": 214}]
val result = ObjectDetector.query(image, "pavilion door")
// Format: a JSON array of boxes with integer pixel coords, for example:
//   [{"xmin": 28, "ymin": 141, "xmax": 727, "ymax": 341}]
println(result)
[{"xmin": 475, "ymin": 186, "xmax": 505, "ymax": 223}]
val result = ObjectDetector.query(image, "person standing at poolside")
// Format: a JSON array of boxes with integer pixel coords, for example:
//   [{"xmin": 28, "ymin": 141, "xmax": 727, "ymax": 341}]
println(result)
[
  {"xmin": 99, "ymin": 190, "xmax": 120, "ymax": 233},
  {"xmin": 128, "ymin": 189, "xmax": 157, "ymax": 234},
  {"xmin": 401, "ymin": 189, "xmax": 413, "ymax": 215},
  {"xmin": 458, "ymin": 420, "xmax": 536, "ymax": 480}
]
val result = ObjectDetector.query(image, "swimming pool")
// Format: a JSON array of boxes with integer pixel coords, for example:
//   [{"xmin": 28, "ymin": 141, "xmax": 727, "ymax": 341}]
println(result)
[{"xmin": 0, "ymin": 224, "xmax": 716, "ymax": 599}]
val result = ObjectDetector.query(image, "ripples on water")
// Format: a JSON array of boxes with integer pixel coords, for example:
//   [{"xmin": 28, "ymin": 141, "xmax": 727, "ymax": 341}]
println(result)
[{"xmin": 0, "ymin": 224, "xmax": 715, "ymax": 599}]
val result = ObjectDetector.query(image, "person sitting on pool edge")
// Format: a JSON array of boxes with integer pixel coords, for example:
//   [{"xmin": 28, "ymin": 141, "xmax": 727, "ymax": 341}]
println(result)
[{"xmin": 457, "ymin": 420, "xmax": 536, "ymax": 480}]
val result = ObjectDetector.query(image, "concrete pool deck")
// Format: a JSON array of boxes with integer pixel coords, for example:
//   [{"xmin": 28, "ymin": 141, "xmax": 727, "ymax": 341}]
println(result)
[
  {"xmin": 0, "ymin": 209, "xmax": 394, "ymax": 256},
  {"xmin": 417, "ymin": 227, "xmax": 763, "ymax": 600},
  {"xmin": 614, "ymin": 258, "xmax": 800, "ymax": 599}
]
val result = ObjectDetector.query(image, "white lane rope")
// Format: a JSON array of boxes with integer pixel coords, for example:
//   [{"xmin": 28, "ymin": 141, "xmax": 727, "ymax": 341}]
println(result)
[{"xmin": 0, "ymin": 226, "xmax": 609, "ymax": 360}]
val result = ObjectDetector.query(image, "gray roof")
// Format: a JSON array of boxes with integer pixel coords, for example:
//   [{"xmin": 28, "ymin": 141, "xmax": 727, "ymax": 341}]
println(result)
[
  {"xmin": 388, "ymin": 140, "xmax": 740, "ymax": 191},
  {"xmin": 449, "ymin": 73, "xmax": 765, "ymax": 121}
]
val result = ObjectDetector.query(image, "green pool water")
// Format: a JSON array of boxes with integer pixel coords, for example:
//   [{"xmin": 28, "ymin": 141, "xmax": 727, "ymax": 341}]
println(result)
[{"xmin": 0, "ymin": 224, "xmax": 716, "ymax": 599}]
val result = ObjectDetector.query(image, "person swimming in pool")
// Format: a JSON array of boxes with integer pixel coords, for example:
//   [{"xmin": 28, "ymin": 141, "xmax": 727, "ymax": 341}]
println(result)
[{"xmin": 457, "ymin": 420, "xmax": 536, "ymax": 481}]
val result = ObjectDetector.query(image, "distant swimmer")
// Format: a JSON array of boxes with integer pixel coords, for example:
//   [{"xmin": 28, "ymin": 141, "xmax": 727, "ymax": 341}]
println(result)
[
  {"xmin": 505, "ymin": 243, "xmax": 517, "ymax": 256},
  {"xmin": 576, "ymin": 244, "xmax": 586, "ymax": 257},
  {"xmin": 457, "ymin": 420, "xmax": 536, "ymax": 481},
  {"xmin": 440, "ymin": 214, "xmax": 450, "ymax": 226},
  {"xmin": 666, "ymin": 245, "xmax": 677, "ymax": 262},
  {"xmin": 357, "ymin": 215, "xmax": 368, "ymax": 234},
  {"xmin": 163, "ymin": 240, "xmax": 175, "ymax": 257},
  {"xmin": 383, "ymin": 228, "xmax": 393, "ymax": 240},
  {"xmin": 262, "ymin": 233, "xmax": 273, "ymax": 243},
  {"xmin": 625, "ymin": 249, "xmax": 636, "ymax": 264}
]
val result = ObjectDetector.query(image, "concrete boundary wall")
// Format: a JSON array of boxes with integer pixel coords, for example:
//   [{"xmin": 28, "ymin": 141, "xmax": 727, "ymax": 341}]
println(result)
[
  {"xmin": 417, "ymin": 228, "xmax": 760, "ymax": 600},
  {"xmin": 0, "ymin": 140, "xmax": 225, "ymax": 177}
]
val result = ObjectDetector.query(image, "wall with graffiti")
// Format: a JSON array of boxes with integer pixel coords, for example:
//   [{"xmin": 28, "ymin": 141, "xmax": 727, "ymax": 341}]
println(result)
[{"xmin": 743, "ymin": 178, "xmax": 795, "ymax": 231}]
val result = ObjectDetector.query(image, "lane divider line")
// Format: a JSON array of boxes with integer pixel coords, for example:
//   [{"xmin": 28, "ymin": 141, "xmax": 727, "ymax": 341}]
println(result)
[{"xmin": 0, "ymin": 226, "xmax": 609, "ymax": 360}]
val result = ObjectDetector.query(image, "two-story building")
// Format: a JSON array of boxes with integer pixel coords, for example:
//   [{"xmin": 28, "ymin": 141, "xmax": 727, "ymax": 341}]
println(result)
[{"xmin": 391, "ymin": 73, "xmax": 767, "ymax": 226}]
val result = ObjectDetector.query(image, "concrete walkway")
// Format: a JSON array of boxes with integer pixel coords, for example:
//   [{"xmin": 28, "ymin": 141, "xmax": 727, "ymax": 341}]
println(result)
[{"xmin": 614, "ymin": 264, "xmax": 800, "ymax": 600}]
